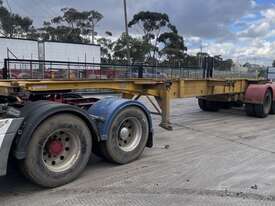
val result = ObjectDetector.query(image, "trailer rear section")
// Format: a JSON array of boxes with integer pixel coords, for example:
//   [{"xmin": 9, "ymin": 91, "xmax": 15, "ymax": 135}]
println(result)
[{"xmin": 197, "ymin": 82, "xmax": 275, "ymax": 118}]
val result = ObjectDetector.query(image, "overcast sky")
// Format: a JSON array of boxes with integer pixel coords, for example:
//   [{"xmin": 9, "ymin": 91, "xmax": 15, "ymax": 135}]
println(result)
[{"xmin": 4, "ymin": 0, "xmax": 275, "ymax": 65}]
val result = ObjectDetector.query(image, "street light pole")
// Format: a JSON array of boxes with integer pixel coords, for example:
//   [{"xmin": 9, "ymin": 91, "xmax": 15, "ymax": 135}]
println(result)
[{"xmin": 123, "ymin": 0, "xmax": 131, "ymax": 65}]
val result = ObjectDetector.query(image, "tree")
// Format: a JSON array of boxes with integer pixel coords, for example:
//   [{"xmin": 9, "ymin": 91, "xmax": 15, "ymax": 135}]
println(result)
[
  {"xmin": 0, "ymin": 1, "xmax": 34, "ymax": 38},
  {"xmin": 158, "ymin": 31, "xmax": 187, "ymax": 65},
  {"xmin": 88, "ymin": 10, "xmax": 103, "ymax": 44},
  {"xmin": 214, "ymin": 58, "xmax": 233, "ymax": 71},
  {"xmin": 40, "ymin": 8, "xmax": 103, "ymax": 43},
  {"xmin": 113, "ymin": 33, "xmax": 153, "ymax": 64},
  {"xmin": 97, "ymin": 31, "xmax": 114, "ymax": 63},
  {"xmin": 184, "ymin": 55, "xmax": 200, "ymax": 67},
  {"xmin": 128, "ymin": 11, "xmax": 172, "ymax": 61},
  {"xmin": 221, "ymin": 59, "xmax": 233, "ymax": 71},
  {"xmin": 214, "ymin": 55, "xmax": 223, "ymax": 62}
]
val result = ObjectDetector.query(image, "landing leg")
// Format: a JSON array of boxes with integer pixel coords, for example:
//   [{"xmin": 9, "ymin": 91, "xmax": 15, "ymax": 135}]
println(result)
[{"xmin": 157, "ymin": 87, "xmax": 173, "ymax": 131}]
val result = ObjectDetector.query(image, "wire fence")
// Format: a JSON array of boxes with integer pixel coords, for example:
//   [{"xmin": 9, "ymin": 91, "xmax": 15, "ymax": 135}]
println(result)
[{"xmin": 0, "ymin": 59, "xmax": 267, "ymax": 80}]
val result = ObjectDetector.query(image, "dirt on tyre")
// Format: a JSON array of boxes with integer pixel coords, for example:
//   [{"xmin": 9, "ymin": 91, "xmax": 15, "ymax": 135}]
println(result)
[
  {"xmin": 20, "ymin": 113, "xmax": 92, "ymax": 188},
  {"xmin": 101, "ymin": 106, "xmax": 149, "ymax": 164}
]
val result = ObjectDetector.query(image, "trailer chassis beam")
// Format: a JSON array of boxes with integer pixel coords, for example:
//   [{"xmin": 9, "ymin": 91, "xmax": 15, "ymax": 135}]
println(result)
[{"xmin": 0, "ymin": 78, "xmax": 260, "ymax": 131}]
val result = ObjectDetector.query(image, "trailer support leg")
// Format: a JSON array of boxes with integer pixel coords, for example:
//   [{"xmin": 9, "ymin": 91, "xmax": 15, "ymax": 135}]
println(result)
[{"xmin": 157, "ymin": 87, "xmax": 173, "ymax": 131}]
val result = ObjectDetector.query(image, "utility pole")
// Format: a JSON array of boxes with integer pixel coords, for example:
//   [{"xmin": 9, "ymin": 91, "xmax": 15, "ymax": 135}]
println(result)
[
  {"xmin": 199, "ymin": 40, "xmax": 203, "ymax": 68},
  {"xmin": 123, "ymin": 0, "xmax": 131, "ymax": 65}
]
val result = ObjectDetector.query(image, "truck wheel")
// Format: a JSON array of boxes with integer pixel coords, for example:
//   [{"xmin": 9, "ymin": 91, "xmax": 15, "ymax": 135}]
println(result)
[
  {"xmin": 220, "ymin": 102, "xmax": 232, "ymax": 109},
  {"xmin": 101, "ymin": 106, "xmax": 149, "ymax": 164},
  {"xmin": 198, "ymin": 99, "xmax": 208, "ymax": 111},
  {"xmin": 20, "ymin": 113, "xmax": 92, "ymax": 188},
  {"xmin": 254, "ymin": 90, "xmax": 272, "ymax": 118},
  {"xmin": 198, "ymin": 99, "xmax": 219, "ymax": 112},
  {"xmin": 245, "ymin": 103, "xmax": 255, "ymax": 116},
  {"xmin": 270, "ymin": 102, "xmax": 275, "ymax": 114}
]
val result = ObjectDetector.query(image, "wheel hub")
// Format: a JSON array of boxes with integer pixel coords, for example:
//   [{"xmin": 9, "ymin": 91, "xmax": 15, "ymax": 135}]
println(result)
[
  {"xmin": 120, "ymin": 127, "xmax": 130, "ymax": 140},
  {"xmin": 117, "ymin": 117, "xmax": 142, "ymax": 152},
  {"xmin": 48, "ymin": 140, "xmax": 64, "ymax": 156},
  {"xmin": 42, "ymin": 129, "xmax": 81, "ymax": 173}
]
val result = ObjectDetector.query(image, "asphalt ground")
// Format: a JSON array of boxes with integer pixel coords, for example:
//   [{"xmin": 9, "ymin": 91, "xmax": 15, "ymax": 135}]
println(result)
[{"xmin": 1, "ymin": 98, "xmax": 275, "ymax": 205}]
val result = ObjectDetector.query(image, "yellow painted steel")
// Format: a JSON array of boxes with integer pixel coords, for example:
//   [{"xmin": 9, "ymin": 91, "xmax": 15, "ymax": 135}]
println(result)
[
  {"xmin": 169, "ymin": 79, "xmax": 248, "ymax": 98},
  {"xmin": 0, "ymin": 78, "xmax": 250, "ymax": 98},
  {"xmin": 0, "ymin": 78, "xmax": 253, "ymax": 130},
  {"xmin": 0, "ymin": 79, "xmax": 162, "ymax": 97}
]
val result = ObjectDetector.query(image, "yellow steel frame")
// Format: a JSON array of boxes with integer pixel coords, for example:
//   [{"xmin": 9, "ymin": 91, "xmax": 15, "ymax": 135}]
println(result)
[{"xmin": 0, "ymin": 78, "xmax": 252, "ymax": 130}]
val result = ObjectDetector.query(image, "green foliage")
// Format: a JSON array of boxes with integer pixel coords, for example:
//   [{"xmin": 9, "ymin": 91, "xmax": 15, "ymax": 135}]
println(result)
[
  {"xmin": 0, "ymin": 4, "xmax": 34, "ymax": 38},
  {"xmin": 215, "ymin": 58, "xmax": 233, "ymax": 71},
  {"xmin": 97, "ymin": 36, "xmax": 114, "ymax": 63},
  {"xmin": 128, "ymin": 11, "xmax": 175, "ymax": 62},
  {"xmin": 128, "ymin": 11, "xmax": 169, "ymax": 40},
  {"xmin": 158, "ymin": 32, "xmax": 187, "ymax": 63},
  {"xmin": 89, "ymin": 10, "xmax": 103, "ymax": 43},
  {"xmin": 40, "ymin": 8, "xmax": 103, "ymax": 43},
  {"xmin": 105, "ymin": 31, "xmax": 112, "ymax": 36},
  {"xmin": 112, "ymin": 33, "xmax": 154, "ymax": 64},
  {"xmin": 184, "ymin": 55, "xmax": 200, "ymax": 67}
]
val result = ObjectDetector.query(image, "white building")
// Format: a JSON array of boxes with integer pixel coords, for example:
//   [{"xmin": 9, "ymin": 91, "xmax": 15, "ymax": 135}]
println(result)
[{"xmin": 0, "ymin": 37, "xmax": 101, "ymax": 67}]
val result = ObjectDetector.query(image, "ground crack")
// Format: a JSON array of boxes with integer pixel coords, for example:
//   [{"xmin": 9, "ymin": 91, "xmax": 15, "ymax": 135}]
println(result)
[
  {"xmin": 51, "ymin": 186, "xmax": 275, "ymax": 202},
  {"xmin": 173, "ymin": 123, "xmax": 275, "ymax": 155}
]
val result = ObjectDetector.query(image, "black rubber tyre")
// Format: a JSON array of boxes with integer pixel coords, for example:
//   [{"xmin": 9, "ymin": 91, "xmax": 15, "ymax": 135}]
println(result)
[
  {"xmin": 270, "ymin": 102, "xmax": 275, "ymax": 114},
  {"xmin": 232, "ymin": 101, "xmax": 243, "ymax": 108},
  {"xmin": 245, "ymin": 103, "xmax": 255, "ymax": 116},
  {"xmin": 220, "ymin": 102, "xmax": 232, "ymax": 109},
  {"xmin": 198, "ymin": 99, "xmax": 207, "ymax": 111},
  {"xmin": 198, "ymin": 99, "xmax": 219, "ymax": 112},
  {"xmin": 100, "ymin": 106, "xmax": 149, "ymax": 164},
  {"xmin": 254, "ymin": 90, "xmax": 272, "ymax": 118},
  {"xmin": 20, "ymin": 113, "xmax": 92, "ymax": 188},
  {"xmin": 0, "ymin": 95, "xmax": 18, "ymax": 104}
]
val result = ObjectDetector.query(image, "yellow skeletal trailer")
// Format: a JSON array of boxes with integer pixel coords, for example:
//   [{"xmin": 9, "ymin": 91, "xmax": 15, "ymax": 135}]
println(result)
[
  {"xmin": 0, "ymin": 60, "xmax": 274, "ymax": 188},
  {"xmin": 0, "ymin": 78, "xmax": 271, "ymax": 130}
]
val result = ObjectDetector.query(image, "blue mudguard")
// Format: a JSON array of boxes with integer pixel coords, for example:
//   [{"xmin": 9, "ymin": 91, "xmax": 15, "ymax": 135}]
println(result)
[{"xmin": 88, "ymin": 97, "xmax": 153, "ymax": 146}]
